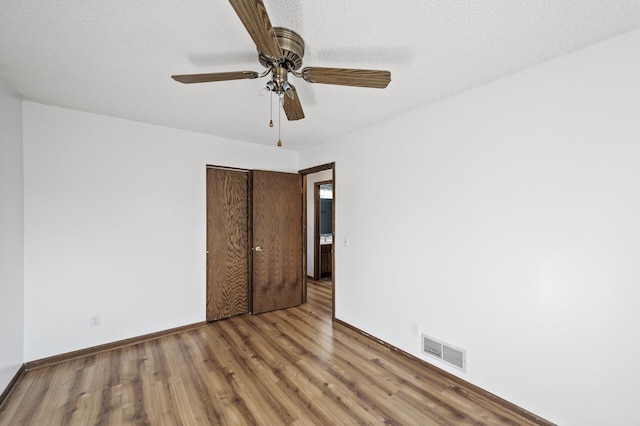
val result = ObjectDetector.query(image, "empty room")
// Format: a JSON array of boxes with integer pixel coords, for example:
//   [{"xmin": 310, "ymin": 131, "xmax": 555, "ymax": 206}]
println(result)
[{"xmin": 2, "ymin": 1, "xmax": 640, "ymax": 425}]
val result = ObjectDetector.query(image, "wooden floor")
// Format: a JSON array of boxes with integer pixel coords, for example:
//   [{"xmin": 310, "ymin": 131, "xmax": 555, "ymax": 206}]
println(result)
[{"xmin": 0, "ymin": 280, "xmax": 548, "ymax": 425}]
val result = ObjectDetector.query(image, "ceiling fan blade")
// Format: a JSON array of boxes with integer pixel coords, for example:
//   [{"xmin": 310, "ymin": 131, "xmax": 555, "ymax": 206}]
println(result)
[
  {"xmin": 282, "ymin": 85, "xmax": 305, "ymax": 121},
  {"xmin": 171, "ymin": 71, "xmax": 259, "ymax": 84},
  {"xmin": 228, "ymin": 0, "xmax": 282, "ymax": 60},
  {"xmin": 301, "ymin": 67, "xmax": 391, "ymax": 89}
]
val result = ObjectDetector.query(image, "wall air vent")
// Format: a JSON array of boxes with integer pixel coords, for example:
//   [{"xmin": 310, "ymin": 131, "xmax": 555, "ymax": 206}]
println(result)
[
  {"xmin": 421, "ymin": 334, "xmax": 467, "ymax": 372},
  {"xmin": 422, "ymin": 335, "xmax": 442, "ymax": 358}
]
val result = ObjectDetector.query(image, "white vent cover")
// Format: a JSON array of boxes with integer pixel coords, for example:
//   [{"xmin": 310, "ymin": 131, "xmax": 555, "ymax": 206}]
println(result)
[{"xmin": 422, "ymin": 334, "xmax": 466, "ymax": 372}]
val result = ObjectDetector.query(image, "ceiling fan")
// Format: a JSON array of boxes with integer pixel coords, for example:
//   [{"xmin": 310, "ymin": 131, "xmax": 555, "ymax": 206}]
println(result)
[{"xmin": 171, "ymin": 0, "xmax": 391, "ymax": 121}]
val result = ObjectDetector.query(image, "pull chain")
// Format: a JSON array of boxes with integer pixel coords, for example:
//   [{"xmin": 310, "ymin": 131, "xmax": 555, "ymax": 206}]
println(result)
[
  {"xmin": 269, "ymin": 91, "xmax": 273, "ymax": 127},
  {"xmin": 277, "ymin": 97, "xmax": 282, "ymax": 147}
]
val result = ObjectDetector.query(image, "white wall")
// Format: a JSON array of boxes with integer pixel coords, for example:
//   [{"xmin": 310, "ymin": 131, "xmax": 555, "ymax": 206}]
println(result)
[
  {"xmin": 300, "ymin": 29, "xmax": 640, "ymax": 426},
  {"xmin": 306, "ymin": 169, "xmax": 333, "ymax": 277},
  {"xmin": 0, "ymin": 77, "xmax": 24, "ymax": 390},
  {"xmin": 22, "ymin": 102, "xmax": 298, "ymax": 361}
]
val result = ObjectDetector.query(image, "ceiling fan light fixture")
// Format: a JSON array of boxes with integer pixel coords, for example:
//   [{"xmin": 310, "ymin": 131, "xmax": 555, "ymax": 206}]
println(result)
[
  {"xmin": 259, "ymin": 80, "xmax": 276, "ymax": 96},
  {"xmin": 282, "ymin": 82, "xmax": 294, "ymax": 99}
]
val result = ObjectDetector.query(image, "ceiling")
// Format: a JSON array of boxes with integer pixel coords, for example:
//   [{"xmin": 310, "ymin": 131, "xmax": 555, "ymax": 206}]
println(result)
[{"xmin": 1, "ymin": 1, "xmax": 640, "ymax": 151}]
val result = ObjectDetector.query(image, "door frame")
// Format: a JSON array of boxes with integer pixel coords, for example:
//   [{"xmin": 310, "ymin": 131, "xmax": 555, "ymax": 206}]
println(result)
[{"xmin": 299, "ymin": 162, "xmax": 335, "ymax": 320}]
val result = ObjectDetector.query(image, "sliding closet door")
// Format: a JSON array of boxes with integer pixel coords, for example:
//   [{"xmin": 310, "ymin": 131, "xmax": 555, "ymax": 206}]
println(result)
[
  {"xmin": 252, "ymin": 170, "xmax": 303, "ymax": 314},
  {"xmin": 206, "ymin": 168, "xmax": 249, "ymax": 321}
]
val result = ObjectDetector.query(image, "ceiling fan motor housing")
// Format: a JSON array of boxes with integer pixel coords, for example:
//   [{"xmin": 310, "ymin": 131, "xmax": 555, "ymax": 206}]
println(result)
[{"xmin": 259, "ymin": 27, "xmax": 305, "ymax": 70}]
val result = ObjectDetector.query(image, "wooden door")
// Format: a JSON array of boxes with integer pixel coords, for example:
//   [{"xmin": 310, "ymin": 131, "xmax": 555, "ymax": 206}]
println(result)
[
  {"xmin": 252, "ymin": 170, "xmax": 303, "ymax": 314},
  {"xmin": 206, "ymin": 168, "xmax": 249, "ymax": 321}
]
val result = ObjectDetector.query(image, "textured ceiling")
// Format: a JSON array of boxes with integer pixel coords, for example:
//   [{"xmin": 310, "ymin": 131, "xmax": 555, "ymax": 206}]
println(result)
[{"xmin": 1, "ymin": 1, "xmax": 640, "ymax": 150}]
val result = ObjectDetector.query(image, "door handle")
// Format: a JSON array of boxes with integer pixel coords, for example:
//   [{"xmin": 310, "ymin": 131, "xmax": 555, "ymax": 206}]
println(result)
[{"xmin": 253, "ymin": 246, "xmax": 264, "ymax": 252}]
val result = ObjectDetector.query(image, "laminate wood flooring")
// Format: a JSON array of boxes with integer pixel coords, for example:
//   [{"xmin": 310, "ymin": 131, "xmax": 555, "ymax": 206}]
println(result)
[{"xmin": 0, "ymin": 280, "xmax": 549, "ymax": 425}]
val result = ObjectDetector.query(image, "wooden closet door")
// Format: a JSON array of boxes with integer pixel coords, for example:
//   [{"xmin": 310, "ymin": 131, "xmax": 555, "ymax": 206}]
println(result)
[
  {"xmin": 252, "ymin": 170, "xmax": 303, "ymax": 314},
  {"xmin": 206, "ymin": 168, "xmax": 249, "ymax": 321}
]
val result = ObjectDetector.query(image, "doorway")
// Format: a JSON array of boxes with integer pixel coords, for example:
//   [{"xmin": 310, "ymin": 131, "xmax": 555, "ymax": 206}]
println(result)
[
  {"xmin": 315, "ymin": 181, "xmax": 333, "ymax": 280},
  {"xmin": 300, "ymin": 163, "xmax": 335, "ymax": 319}
]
